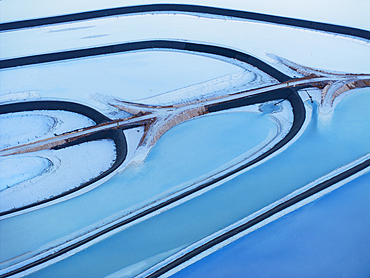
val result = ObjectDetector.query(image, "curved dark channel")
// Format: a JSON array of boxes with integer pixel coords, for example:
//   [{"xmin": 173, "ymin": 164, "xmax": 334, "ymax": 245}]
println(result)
[
  {"xmin": 0, "ymin": 101, "xmax": 128, "ymax": 217},
  {"xmin": 0, "ymin": 100, "xmax": 111, "ymax": 124},
  {"xmin": 0, "ymin": 40, "xmax": 291, "ymax": 83},
  {"xmin": 1, "ymin": 4, "xmax": 369, "ymax": 40}
]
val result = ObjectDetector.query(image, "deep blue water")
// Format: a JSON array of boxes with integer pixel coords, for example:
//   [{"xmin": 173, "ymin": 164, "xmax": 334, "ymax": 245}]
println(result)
[{"xmin": 174, "ymin": 171, "xmax": 370, "ymax": 278}]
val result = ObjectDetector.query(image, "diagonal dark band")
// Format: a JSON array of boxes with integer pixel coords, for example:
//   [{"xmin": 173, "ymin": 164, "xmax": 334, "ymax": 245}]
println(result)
[{"xmin": 1, "ymin": 4, "xmax": 369, "ymax": 41}]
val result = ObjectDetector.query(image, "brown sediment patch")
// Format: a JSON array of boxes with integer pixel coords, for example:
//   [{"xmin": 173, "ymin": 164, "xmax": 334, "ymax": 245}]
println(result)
[
  {"xmin": 151, "ymin": 106, "xmax": 208, "ymax": 145},
  {"xmin": 331, "ymin": 79, "xmax": 370, "ymax": 104},
  {"xmin": 137, "ymin": 106, "xmax": 208, "ymax": 148},
  {"xmin": 320, "ymin": 82, "xmax": 333, "ymax": 105}
]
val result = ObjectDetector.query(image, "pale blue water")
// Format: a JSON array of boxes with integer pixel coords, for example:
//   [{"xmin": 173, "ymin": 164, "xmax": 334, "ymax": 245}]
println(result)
[
  {"xmin": 173, "ymin": 171, "xmax": 370, "ymax": 278},
  {"xmin": 24, "ymin": 90, "xmax": 370, "ymax": 277},
  {"xmin": 0, "ymin": 110, "xmax": 276, "ymax": 265}
]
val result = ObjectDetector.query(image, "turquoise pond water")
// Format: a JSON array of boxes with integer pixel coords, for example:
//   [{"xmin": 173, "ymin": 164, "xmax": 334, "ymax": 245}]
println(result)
[
  {"xmin": 23, "ymin": 89, "xmax": 370, "ymax": 277},
  {"xmin": 0, "ymin": 109, "xmax": 277, "ymax": 265}
]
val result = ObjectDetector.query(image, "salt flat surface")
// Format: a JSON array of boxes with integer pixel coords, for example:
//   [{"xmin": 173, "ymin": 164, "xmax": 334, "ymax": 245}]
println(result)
[
  {"xmin": 1, "ymin": 14, "xmax": 368, "ymax": 75},
  {"xmin": 0, "ymin": 110, "xmax": 95, "ymax": 149},
  {"xmin": 173, "ymin": 171, "xmax": 370, "ymax": 278},
  {"xmin": 0, "ymin": 139, "xmax": 116, "ymax": 213},
  {"xmin": 0, "ymin": 0, "xmax": 368, "ymax": 31}
]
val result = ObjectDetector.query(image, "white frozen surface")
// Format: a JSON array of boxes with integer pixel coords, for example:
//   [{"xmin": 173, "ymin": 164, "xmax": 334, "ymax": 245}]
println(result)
[
  {"xmin": 0, "ymin": 139, "xmax": 116, "ymax": 213},
  {"xmin": 0, "ymin": 110, "xmax": 95, "ymax": 149},
  {"xmin": 138, "ymin": 65, "xmax": 274, "ymax": 106},
  {"xmin": 1, "ymin": 14, "xmax": 368, "ymax": 75},
  {"xmin": 0, "ymin": 51, "xmax": 244, "ymax": 114},
  {"xmin": 0, "ymin": 0, "xmax": 369, "ymax": 31},
  {"xmin": 0, "ymin": 156, "xmax": 51, "ymax": 191}
]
